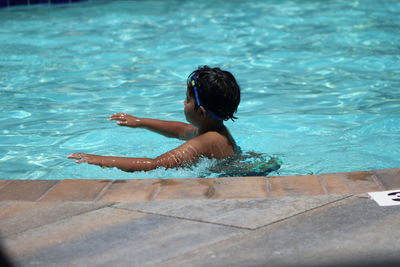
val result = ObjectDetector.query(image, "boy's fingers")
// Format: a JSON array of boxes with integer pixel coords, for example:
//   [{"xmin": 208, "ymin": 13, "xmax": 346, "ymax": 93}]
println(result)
[
  {"xmin": 109, "ymin": 113, "xmax": 128, "ymax": 121},
  {"xmin": 110, "ymin": 113, "xmax": 127, "ymax": 117},
  {"xmin": 110, "ymin": 117, "xmax": 126, "ymax": 121},
  {"xmin": 67, "ymin": 153, "xmax": 86, "ymax": 159},
  {"xmin": 67, "ymin": 153, "xmax": 79, "ymax": 159},
  {"xmin": 109, "ymin": 114, "xmax": 120, "ymax": 120},
  {"xmin": 109, "ymin": 117, "xmax": 121, "ymax": 121},
  {"xmin": 109, "ymin": 113, "xmax": 119, "ymax": 119}
]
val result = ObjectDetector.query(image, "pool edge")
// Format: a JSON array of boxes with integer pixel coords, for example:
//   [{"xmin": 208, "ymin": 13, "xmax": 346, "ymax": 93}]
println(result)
[{"xmin": 1, "ymin": 168, "xmax": 399, "ymax": 202}]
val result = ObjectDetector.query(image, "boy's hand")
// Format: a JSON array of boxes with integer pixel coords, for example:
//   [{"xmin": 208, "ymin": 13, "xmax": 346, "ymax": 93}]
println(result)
[
  {"xmin": 67, "ymin": 153, "xmax": 102, "ymax": 165},
  {"xmin": 109, "ymin": 113, "xmax": 142, "ymax": 127}
]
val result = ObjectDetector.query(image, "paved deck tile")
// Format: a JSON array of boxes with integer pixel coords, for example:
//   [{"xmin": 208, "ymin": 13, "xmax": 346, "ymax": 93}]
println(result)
[
  {"xmin": 4, "ymin": 206, "xmax": 245, "ymax": 267},
  {"xmin": 117, "ymin": 195, "xmax": 349, "ymax": 229},
  {"xmin": 97, "ymin": 179, "xmax": 161, "ymax": 202},
  {"xmin": 0, "ymin": 180, "xmax": 58, "ymax": 201},
  {"xmin": 320, "ymin": 171, "xmax": 382, "ymax": 194},
  {"xmin": 4, "ymin": 207, "xmax": 146, "ymax": 260},
  {"xmin": 0, "ymin": 180, "xmax": 11, "ymax": 190},
  {"xmin": 373, "ymin": 168, "xmax": 400, "ymax": 190},
  {"xmin": 269, "ymin": 175, "xmax": 325, "ymax": 196},
  {"xmin": 211, "ymin": 177, "xmax": 268, "ymax": 199},
  {"xmin": 319, "ymin": 173, "xmax": 353, "ymax": 194},
  {"xmin": 0, "ymin": 201, "xmax": 112, "ymax": 237},
  {"xmin": 160, "ymin": 197, "xmax": 400, "ymax": 267},
  {"xmin": 39, "ymin": 179, "xmax": 112, "ymax": 201},
  {"xmin": 154, "ymin": 178, "xmax": 216, "ymax": 200}
]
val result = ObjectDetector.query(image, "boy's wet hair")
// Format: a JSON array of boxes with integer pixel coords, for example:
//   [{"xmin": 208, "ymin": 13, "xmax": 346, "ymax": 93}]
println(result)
[{"xmin": 187, "ymin": 66, "xmax": 241, "ymax": 121}]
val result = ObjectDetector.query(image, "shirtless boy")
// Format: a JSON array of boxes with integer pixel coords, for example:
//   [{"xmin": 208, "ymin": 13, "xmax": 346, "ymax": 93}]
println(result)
[{"xmin": 68, "ymin": 66, "xmax": 241, "ymax": 172}]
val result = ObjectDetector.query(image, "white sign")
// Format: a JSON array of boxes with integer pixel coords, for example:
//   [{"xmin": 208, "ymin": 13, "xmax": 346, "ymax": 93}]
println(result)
[{"xmin": 369, "ymin": 190, "xmax": 400, "ymax": 206}]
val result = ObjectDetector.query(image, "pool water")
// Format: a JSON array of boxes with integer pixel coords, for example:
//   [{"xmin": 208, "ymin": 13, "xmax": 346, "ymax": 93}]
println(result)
[{"xmin": 1, "ymin": 0, "xmax": 399, "ymax": 180}]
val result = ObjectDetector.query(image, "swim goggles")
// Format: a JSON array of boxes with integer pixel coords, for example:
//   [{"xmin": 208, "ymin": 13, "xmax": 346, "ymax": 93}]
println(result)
[{"xmin": 190, "ymin": 77, "xmax": 223, "ymax": 121}]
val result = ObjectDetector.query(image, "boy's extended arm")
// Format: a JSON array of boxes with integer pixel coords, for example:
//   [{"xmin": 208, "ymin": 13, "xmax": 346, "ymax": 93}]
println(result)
[
  {"xmin": 109, "ymin": 113, "xmax": 198, "ymax": 140},
  {"xmin": 67, "ymin": 138, "xmax": 203, "ymax": 172}
]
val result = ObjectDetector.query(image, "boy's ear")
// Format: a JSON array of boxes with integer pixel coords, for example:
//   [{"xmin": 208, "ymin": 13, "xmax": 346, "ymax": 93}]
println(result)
[{"xmin": 198, "ymin": 106, "xmax": 207, "ymax": 118}]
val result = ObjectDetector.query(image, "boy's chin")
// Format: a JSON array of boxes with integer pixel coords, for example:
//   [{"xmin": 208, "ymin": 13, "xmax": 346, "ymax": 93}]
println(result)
[{"xmin": 184, "ymin": 115, "xmax": 196, "ymax": 126}]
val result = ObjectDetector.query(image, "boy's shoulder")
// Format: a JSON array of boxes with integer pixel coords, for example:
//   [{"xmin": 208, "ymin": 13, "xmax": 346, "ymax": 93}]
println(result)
[
  {"xmin": 198, "ymin": 130, "xmax": 225, "ymax": 141},
  {"xmin": 186, "ymin": 130, "xmax": 226, "ymax": 147},
  {"xmin": 197, "ymin": 130, "xmax": 234, "ymax": 149},
  {"xmin": 182, "ymin": 130, "xmax": 235, "ymax": 158}
]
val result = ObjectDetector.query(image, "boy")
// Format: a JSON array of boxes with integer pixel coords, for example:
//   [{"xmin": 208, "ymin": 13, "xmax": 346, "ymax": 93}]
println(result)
[{"xmin": 67, "ymin": 66, "xmax": 241, "ymax": 172}]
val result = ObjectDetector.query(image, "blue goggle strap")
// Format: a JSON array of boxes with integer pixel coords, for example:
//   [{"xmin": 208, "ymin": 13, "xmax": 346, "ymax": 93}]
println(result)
[{"xmin": 191, "ymin": 78, "xmax": 223, "ymax": 121}]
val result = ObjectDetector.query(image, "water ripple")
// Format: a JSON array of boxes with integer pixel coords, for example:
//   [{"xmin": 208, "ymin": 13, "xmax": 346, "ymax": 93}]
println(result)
[{"xmin": 1, "ymin": 0, "xmax": 399, "ymax": 179}]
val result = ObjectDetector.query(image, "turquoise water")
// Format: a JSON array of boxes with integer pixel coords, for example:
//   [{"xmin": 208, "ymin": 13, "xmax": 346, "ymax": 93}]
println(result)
[{"xmin": 1, "ymin": 0, "xmax": 399, "ymax": 180}]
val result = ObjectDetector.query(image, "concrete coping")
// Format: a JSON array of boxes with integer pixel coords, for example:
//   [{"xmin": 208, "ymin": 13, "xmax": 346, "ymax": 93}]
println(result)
[{"xmin": 0, "ymin": 168, "xmax": 399, "ymax": 202}]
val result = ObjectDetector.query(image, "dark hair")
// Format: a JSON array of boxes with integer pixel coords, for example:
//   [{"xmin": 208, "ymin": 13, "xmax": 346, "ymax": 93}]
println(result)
[{"xmin": 187, "ymin": 66, "xmax": 241, "ymax": 121}]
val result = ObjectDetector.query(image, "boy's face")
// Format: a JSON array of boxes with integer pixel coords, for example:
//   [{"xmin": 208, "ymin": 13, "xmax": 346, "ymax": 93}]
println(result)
[{"xmin": 184, "ymin": 88, "xmax": 200, "ymax": 126}]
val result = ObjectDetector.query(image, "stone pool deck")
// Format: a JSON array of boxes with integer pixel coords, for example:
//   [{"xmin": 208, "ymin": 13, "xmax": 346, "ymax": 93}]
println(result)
[{"xmin": 0, "ymin": 168, "xmax": 399, "ymax": 266}]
